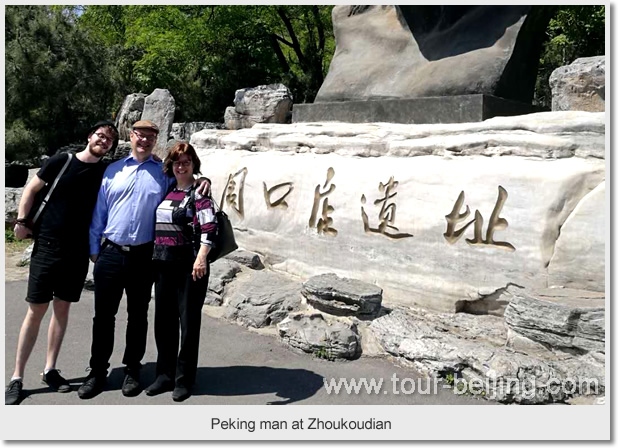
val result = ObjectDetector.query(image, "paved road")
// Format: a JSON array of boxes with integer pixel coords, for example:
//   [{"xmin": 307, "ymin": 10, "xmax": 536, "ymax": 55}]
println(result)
[{"xmin": 5, "ymin": 280, "xmax": 493, "ymax": 406}]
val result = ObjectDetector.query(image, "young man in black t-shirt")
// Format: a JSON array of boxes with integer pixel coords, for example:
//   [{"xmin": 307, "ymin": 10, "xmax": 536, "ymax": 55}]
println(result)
[{"xmin": 5, "ymin": 121, "xmax": 119, "ymax": 405}]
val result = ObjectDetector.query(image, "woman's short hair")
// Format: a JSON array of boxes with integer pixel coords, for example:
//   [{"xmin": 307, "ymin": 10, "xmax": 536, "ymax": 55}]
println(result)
[{"xmin": 163, "ymin": 141, "xmax": 201, "ymax": 177}]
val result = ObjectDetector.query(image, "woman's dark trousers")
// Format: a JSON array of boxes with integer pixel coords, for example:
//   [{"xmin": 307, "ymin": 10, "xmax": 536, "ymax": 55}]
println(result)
[{"xmin": 154, "ymin": 260, "xmax": 209, "ymax": 387}]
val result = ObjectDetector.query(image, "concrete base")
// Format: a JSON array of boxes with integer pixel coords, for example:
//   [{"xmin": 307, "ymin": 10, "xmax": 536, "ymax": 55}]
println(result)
[{"xmin": 292, "ymin": 94, "xmax": 541, "ymax": 124}]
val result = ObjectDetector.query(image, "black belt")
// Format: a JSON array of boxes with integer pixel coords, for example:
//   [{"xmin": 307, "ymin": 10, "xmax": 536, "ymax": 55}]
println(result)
[{"xmin": 104, "ymin": 239, "xmax": 152, "ymax": 253}]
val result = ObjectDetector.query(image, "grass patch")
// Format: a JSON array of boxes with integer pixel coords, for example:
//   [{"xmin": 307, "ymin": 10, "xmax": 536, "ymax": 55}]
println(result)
[{"xmin": 5, "ymin": 229, "xmax": 33, "ymax": 253}]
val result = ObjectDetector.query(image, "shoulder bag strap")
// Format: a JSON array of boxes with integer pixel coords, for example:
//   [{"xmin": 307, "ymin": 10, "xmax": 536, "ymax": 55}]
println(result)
[
  {"xmin": 188, "ymin": 187, "xmax": 201, "ymax": 251},
  {"xmin": 31, "ymin": 153, "xmax": 73, "ymax": 224}
]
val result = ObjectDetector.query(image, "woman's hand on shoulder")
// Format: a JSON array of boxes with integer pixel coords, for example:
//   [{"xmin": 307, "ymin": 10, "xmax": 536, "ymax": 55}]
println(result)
[{"xmin": 196, "ymin": 177, "xmax": 211, "ymax": 197}]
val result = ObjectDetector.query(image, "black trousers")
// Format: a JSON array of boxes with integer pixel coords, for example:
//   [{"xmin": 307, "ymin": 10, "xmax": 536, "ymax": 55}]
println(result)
[
  {"xmin": 153, "ymin": 260, "xmax": 209, "ymax": 387},
  {"xmin": 89, "ymin": 242, "xmax": 154, "ymax": 375}
]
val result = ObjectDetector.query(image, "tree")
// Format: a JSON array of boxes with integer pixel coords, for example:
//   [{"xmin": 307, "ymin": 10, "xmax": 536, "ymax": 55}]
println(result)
[
  {"xmin": 76, "ymin": 5, "xmax": 334, "ymax": 122},
  {"xmin": 5, "ymin": 6, "xmax": 115, "ymax": 161},
  {"xmin": 534, "ymin": 6, "xmax": 605, "ymax": 108}
]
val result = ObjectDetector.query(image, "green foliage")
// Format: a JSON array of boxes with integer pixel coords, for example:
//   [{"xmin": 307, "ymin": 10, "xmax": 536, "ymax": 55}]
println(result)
[
  {"xmin": 5, "ymin": 229, "xmax": 32, "ymax": 255},
  {"xmin": 534, "ymin": 6, "xmax": 605, "ymax": 108},
  {"xmin": 5, "ymin": 120, "xmax": 42, "ymax": 162},
  {"xmin": 5, "ymin": 4, "xmax": 604, "ymax": 160},
  {"xmin": 314, "ymin": 345, "xmax": 335, "ymax": 361},
  {"xmin": 76, "ymin": 5, "xmax": 333, "ymax": 122},
  {"xmin": 444, "ymin": 372, "xmax": 455, "ymax": 386},
  {"xmin": 5, "ymin": 6, "xmax": 115, "ymax": 161},
  {"xmin": 5, "ymin": 229, "xmax": 16, "ymax": 244}
]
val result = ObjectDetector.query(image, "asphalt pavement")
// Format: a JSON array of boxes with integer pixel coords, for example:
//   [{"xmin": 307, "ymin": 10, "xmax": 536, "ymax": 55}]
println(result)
[{"xmin": 5, "ymin": 280, "xmax": 494, "ymax": 405}]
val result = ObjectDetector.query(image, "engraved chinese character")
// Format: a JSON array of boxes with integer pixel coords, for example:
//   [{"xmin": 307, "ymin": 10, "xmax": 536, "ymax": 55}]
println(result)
[
  {"xmin": 220, "ymin": 167, "xmax": 248, "ymax": 218},
  {"xmin": 361, "ymin": 176, "xmax": 413, "ymax": 239},
  {"xmin": 309, "ymin": 167, "xmax": 337, "ymax": 236},
  {"xmin": 263, "ymin": 181, "xmax": 294, "ymax": 210},
  {"xmin": 443, "ymin": 186, "xmax": 515, "ymax": 251}
]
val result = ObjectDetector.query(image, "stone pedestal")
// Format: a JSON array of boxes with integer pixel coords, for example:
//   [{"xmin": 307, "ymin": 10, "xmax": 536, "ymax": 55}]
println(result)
[{"xmin": 292, "ymin": 95, "xmax": 541, "ymax": 125}]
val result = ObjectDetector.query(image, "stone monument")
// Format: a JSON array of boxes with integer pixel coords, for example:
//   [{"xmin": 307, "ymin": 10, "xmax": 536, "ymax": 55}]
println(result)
[{"xmin": 294, "ymin": 5, "xmax": 554, "ymax": 124}]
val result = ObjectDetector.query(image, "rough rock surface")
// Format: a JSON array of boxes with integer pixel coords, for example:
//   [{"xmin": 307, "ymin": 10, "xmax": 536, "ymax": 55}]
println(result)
[
  {"xmin": 115, "ymin": 93, "xmax": 147, "ymax": 141},
  {"xmin": 5, "ymin": 169, "xmax": 38, "ymax": 227},
  {"xmin": 548, "ymin": 181, "xmax": 605, "ymax": 291},
  {"xmin": 19, "ymin": 243, "xmax": 34, "ymax": 267},
  {"xmin": 205, "ymin": 259, "xmax": 242, "ymax": 306},
  {"xmin": 302, "ymin": 273, "xmax": 382, "ymax": 317},
  {"xmin": 370, "ymin": 307, "xmax": 604, "ymax": 403},
  {"xmin": 171, "ymin": 122, "xmax": 223, "ymax": 142},
  {"xmin": 550, "ymin": 56, "xmax": 605, "ymax": 112},
  {"xmin": 110, "ymin": 141, "xmax": 132, "ymax": 161},
  {"xmin": 194, "ymin": 111, "xmax": 605, "ymax": 159},
  {"xmin": 455, "ymin": 283, "xmax": 525, "ymax": 316},
  {"xmin": 223, "ymin": 250, "xmax": 264, "ymax": 270},
  {"xmin": 316, "ymin": 6, "xmax": 552, "ymax": 103},
  {"xmin": 192, "ymin": 111, "xmax": 604, "ymax": 312},
  {"xmin": 224, "ymin": 84, "xmax": 293, "ymax": 130},
  {"xmin": 504, "ymin": 292, "xmax": 605, "ymax": 353},
  {"xmin": 278, "ymin": 312, "xmax": 361, "ymax": 360},
  {"xmin": 141, "ymin": 89, "xmax": 176, "ymax": 159},
  {"xmin": 224, "ymin": 270, "xmax": 303, "ymax": 328}
]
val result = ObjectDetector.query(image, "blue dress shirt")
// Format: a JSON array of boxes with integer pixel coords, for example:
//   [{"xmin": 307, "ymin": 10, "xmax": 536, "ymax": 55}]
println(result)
[{"xmin": 89, "ymin": 155, "xmax": 174, "ymax": 255}]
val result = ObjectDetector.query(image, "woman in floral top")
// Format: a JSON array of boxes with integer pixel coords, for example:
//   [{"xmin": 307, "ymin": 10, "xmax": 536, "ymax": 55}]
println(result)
[{"xmin": 147, "ymin": 141, "xmax": 217, "ymax": 402}]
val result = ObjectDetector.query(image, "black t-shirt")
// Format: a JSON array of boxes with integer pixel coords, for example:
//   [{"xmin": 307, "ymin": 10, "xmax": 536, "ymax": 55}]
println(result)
[{"xmin": 34, "ymin": 153, "xmax": 107, "ymax": 246}]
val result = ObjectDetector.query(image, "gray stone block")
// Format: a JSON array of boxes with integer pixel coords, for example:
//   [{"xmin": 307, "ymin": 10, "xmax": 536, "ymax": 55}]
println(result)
[
  {"xmin": 225, "ymin": 270, "xmax": 302, "ymax": 328},
  {"xmin": 278, "ymin": 312, "xmax": 361, "ymax": 360},
  {"xmin": 504, "ymin": 292, "xmax": 605, "ymax": 353},
  {"xmin": 550, "ymin": 56, "xmax": 605, "ymax": 112},
  {"xmin": 302, "ymin": 273, "xmax": 382, "ymax": 317},
  {"xmin": 293, "ymin": 95, "xmax": 540, "ymax": 125}
]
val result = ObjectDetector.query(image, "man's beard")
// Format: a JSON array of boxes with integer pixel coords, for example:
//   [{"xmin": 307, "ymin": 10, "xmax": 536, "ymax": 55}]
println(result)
[{"xmin": 89, "ymin": 143, "xmax": 109, "ymax": 158}]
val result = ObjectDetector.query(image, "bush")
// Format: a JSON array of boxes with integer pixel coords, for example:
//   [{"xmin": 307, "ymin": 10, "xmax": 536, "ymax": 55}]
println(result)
[{"xmin": 5, "ymin": 120, "xmax": 42, "ymax": 163}]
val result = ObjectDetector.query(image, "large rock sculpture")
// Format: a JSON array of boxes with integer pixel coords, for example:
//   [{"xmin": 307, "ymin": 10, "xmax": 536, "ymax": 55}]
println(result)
[
  {"xmin": 191, "ymin": 111, "xmax": 605, "ymax": 313},
  {"xmin": 115, "ymin": 93, "xmax": 147, "ymax": 141},
  {"xmin": 550, "ymin": 56, "xmax": 605, "ymax": 112},
  {"xmin": 140, "ymin": 88, "xmax": 176, "ymax": 158},
  {"xmin": 315, "ymin": 6, "xmax": 553, "ymax": 104},
  {"xmin": 224, "ymin": 84, "xmax": 293, "ymax": 130}
]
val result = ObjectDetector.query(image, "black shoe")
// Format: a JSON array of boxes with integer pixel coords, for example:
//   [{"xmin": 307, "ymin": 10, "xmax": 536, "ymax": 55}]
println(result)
[
  {"xmin": 5, "ymin": 379, "xmax": 24, "ymax": 405},
  {"xmin": 78, "ymin": 373, "xmax": 106, "ymax": 399},
  {"xmin": 41, "ymin": 369, "xmax": 71, "ymax": 393},
  {"xmin": 172, "ymin": 384, "xmax": 191, "ymax": 402},
  {"xmin": 145, "ymin": 375, "xmax": 174, "ymax": 396},
  {"xmin": 122, "ymin": 368, "xmax": 142, "ymax": 397}
]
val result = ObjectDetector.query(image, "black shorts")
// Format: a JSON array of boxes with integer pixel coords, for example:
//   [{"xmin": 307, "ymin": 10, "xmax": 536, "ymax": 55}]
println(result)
[{"xmin": 26, "ymin": 237, "xmax": 89, "ymax": 304}]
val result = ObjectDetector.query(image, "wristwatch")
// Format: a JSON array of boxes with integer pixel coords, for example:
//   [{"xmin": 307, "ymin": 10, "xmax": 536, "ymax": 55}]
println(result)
[{"xmin": 15, "ymin": 218, "xmax": 28, "ymax": 225}]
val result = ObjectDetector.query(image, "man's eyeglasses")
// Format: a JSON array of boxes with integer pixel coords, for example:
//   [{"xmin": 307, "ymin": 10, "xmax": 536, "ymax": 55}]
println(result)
[
  {"xmin": 95, "ymin": 133, "xmax": 113, "ymax": 142},
  {"xmin": 133, "ymin": 131, "xmax": 157, "ymax": 142},
  {"xmin": 172, "ymin": 160, "xmax": 192, "ymax": 168}
]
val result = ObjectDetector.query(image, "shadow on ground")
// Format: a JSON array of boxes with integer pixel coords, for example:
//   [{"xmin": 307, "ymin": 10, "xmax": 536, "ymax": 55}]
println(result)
[
  {"xmin": 19, "ymin": 363, "xmax": 323, "ymax": 405},
  {"xmin": 195, "ymin": 366, "xmax": 324, "ymax": 405}
]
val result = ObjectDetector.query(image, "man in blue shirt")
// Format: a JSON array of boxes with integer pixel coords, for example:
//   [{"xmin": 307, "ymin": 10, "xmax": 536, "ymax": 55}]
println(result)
[{"xmin": 78, "ymin": 120, "xmax": 207, "ymax": 400}]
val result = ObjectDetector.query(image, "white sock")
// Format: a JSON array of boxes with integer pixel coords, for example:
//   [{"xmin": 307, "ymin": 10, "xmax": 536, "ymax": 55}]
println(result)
[
  {"xmin": 11, "ymin": 376, "xmax": 23, "ymax": 382},
  {"xmin": 44, "ymin": 368, "xmax": 55, "ymax": 374}
]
